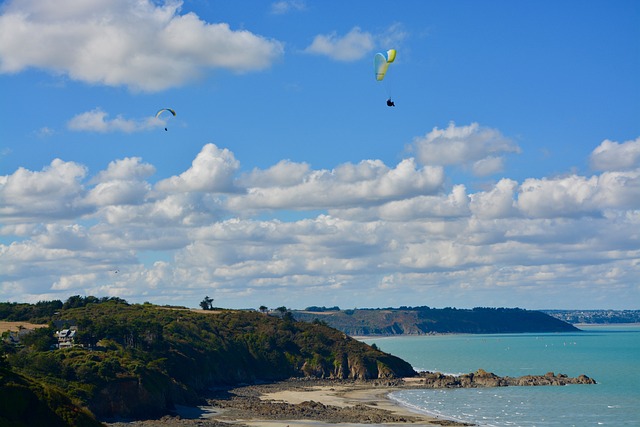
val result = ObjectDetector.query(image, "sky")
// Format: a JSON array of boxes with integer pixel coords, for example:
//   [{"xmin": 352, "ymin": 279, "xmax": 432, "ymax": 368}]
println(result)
[{"xmin": 1, "ymin": 0, "xmax": 639, "ymax": 311}]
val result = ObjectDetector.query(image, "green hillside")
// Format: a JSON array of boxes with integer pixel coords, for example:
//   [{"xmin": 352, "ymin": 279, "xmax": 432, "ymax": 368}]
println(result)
[
  {"xmin": 0, "ymin": 298, "xmax": 414, "ymax": 422},
  {"xmin": 0, "ymin": 365, "xmax": 103, "ymax": 427}
]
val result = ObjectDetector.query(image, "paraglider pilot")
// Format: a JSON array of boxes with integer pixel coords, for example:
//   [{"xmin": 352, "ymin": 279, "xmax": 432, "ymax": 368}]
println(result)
[{"xmin": 386, "ymin": 98, "xmax": 395, "ymax": 107}]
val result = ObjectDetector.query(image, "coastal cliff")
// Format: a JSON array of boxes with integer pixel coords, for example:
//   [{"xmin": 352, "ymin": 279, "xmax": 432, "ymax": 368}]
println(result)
[
  {"xmin": 1, "ymin": 298, "xmax": 596, "ymax": 427},
  {"xmin": 1, "ymin": 298, "xmax": 414, "ymax": 422}
]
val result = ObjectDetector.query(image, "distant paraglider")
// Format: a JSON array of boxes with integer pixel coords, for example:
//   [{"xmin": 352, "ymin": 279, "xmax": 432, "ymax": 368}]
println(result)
[
  {"xmin": 374, "ymin": 49, "xmax": 396, "ymax": 106},
  {"xmin": 155, "ymin": 108, "xmax": 176, "ymax": 131}
]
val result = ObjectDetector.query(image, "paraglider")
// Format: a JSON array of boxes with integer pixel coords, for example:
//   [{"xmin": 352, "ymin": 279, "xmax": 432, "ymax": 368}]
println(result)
[
  {"xmin": 374, "ymin": 49, "xmax": 396, "ymax": 106},
  {"xmin": 155, "ymin": 108, "xmax": 176, "ymax": 131}
]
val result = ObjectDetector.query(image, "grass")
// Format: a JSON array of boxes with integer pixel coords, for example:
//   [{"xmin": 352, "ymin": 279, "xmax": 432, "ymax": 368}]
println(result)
[{"xmin": 0, "ymin": 321, "xmax": 49, "ymax": 334}]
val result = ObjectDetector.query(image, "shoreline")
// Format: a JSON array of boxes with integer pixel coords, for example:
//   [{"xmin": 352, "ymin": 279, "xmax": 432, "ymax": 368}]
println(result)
[
  {"xmin": 103, "ymin": 372, "xmax": 594, "ymax": 427},
  {"xmin": 105, "ymin": 378, "xmax": 473, "ymax": 427}
]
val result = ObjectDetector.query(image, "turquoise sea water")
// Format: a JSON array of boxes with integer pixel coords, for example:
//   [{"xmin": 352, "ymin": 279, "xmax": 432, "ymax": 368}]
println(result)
[{"xmin": 361, "ymin": 325, "xmax": 640, "ymax": 426}]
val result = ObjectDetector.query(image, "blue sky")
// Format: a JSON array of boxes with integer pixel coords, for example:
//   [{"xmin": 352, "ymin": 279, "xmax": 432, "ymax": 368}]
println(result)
[{"xmin": 1, "ymin": 0, "xmax": 639, "ymax": 310}]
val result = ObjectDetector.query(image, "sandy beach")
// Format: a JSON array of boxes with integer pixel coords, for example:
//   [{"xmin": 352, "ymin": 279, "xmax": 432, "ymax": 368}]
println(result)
[
  {"xmin": 106, "ymin": 378, "xmax": 472, "ymax": 427},
  {"xmin": 240, "ymin": 379, "xmax": 470, "ymax": 427}
]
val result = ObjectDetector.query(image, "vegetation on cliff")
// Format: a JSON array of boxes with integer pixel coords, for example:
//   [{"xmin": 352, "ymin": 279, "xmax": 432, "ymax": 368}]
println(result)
[
  {"xmin": 294, "ymin": 306, "xmax": 579, "ymax": 335},
  {"xmin": 0, "ymin": 298, "xmax": 414, "ymax": 422},
  {"xmin": 0, "ymin": 365, "xmax": 103, "ymax": 427}
]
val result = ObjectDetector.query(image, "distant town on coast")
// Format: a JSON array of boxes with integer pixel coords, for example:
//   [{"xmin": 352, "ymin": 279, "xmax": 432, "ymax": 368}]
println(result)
[{"xmin": 541, "ymin": 309, "xmax": 640, "ymax": 324}]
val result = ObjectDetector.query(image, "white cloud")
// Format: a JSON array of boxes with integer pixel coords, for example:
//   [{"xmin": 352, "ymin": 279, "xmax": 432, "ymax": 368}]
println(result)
[
  {"xmin": 304, "ymin": 27, "xmax": 374, "ymax": 61},
  {"xmin": 0, "ymin": 159, "xmax": 88, "ymax": 221},
  {"xmin": 100, "ymin": 193, "xmax": 222, "ymax": 227},
  {"xmin": 516, "ymin": 171, "xmax": 640, "ymax": 218},
  {"xmin": 470, "ymin": 179, "xmax": 518, "ymax": 219},
  {"xmin": 590, "ymin": 137, "xmax": 640, "ymax": 171},
  {"xmin": 1, "ymin": 135, "xmax": 639, "ymax": 310},
  {"xmin": 590, "ymin": 170, "xmax": 640, "ymax": 210},
  {"xmin": 68, "ymin": 108, "xmax": 161, "ymax": 133},
  {"xmin": 472, "ymin": 156, "xmax": 505, "ymax": 176},
  {"xmin": 239, "ymin": 160, "xmax": 310, "ymax": 188},
  {"xmin": 411, "ymin": 122, "xmax": 521, "ymax": 175},
  {"xmin": 86, "ymin": 158, "xmax": 156, "ymax": 206},
  {"xmin": 155, "ymin": 143, "xmax": 240, "ymax": 193},
  {"xmin": 0, "ymin": 0, "xmax": 284, "ymax": 91},
  {"xmin": 377, "ymin": 22, "xmax": 408, "ymax": 50},
  {"xmin": 332, "ymin": 185, "xmax": 470, "ymax": 221},
  {"xmin": 85, "ymin": 180, "xmax": 151, "ymax": 207},
  {"xmin": 34, "ymin": 224, "xmax": 90, "ymax": 251},
  {"xmin": 93, "ymin": 157, "xmax": 156, "ymax": 182},
  {"xmin": 270, "ymin": 0, "xmax": 306, "ymax": 15},
  {"xmin": 227, "ymin": 158, "xmax": 444, "ymax": 211}
]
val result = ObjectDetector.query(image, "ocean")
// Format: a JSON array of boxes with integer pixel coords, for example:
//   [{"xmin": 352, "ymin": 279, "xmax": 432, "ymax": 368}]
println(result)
[{"xmin": 361, "ymin": 324, "xmax": 640, "ymax": 426}]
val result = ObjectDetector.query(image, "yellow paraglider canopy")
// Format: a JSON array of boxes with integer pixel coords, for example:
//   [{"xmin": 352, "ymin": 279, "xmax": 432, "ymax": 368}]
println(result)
[{"xmin": 374, "ymin": 49, "xmax": 396, "ymax": 81}]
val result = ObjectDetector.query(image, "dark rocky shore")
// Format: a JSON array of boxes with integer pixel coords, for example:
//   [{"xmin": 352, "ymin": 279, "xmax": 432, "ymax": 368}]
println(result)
[
  {"xmin": 416, "ymin": 369, "xmax": 596, "ymax": 388},
  {"xmin": 105, "ymin": 371, "xmax": 595, "ymax": 427}
]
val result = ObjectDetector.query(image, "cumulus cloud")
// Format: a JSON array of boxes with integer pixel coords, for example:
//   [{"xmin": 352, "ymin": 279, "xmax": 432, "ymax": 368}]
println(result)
[
  {"xmin": 155, "ymin": 143, "xmax": 240, "ymax": 193},
  {"xmin": 85, "ymin": 180, "xmax": 151, "ymax": 207},
  {"xmin": 411, "ymin": 122, "xmax": 521, "ymax": 175},
  {"xmin": 590, "ymin": 137, "xmax": 640, "ymax": 171},
  {"xmin": 93, "ymin": 157, "xmax": 156, "ymax": 182},
  {"xmin": 0, "ymin": 159, "xmax": 88, "ymax": 221},
  {"xmin": 332, "ymin": 185, "xmax": 470, "ymax": 222},
  {"xmin": 515, "ymin": 171, "xmax": 640, "ymax": 218},
  {"xmin": 470, "ymin": 179, "xmax": 518, "ymax": 219},
  {"xmin": 1, "ymin": 134, "xmax": 639, "ymax": 310},
  {"xmin": 239, "ymin": 160, "xmax": 311, "ymax": 188},
  {"xmin": 0, "ymin": 0, "xmax": 284, "ymax": 91},
  {"xmin": 304, "ymin": 27, "xmax": 374, "ymax": 61},
  {"xmin": 82, "ymin": 158, "xmax": 155, "ymax": 206},
  {"xmin": 227, "ymin": 158, "xmax": 444, "ymax": 211}
]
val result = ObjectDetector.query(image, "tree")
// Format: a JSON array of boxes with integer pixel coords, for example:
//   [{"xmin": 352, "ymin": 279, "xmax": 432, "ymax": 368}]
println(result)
[
  {"xmin": 259, "ymin": 306, "xmax": 268, "ymax": 314},
  {"xmin": 200, "ymin": 296, "xmax": 214, "ymax": 310},
  {"xmin": 282, "ymin": 311, "xmax": 295, "ymax": 323},
  {"xmin": 20, "ymin": 326, "xmax": 56, "ymax": 351}
]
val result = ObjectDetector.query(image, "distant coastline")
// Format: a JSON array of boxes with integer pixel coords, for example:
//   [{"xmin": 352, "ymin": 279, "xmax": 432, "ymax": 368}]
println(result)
[
  {"xmin": 542, "ymin": 309, "xmax": 640, "ymax": 325},
  {"xmin": 576, "ymin": 322, "xmax": 640, "ymax": 328},
  {"xmin": 292, "ymin": 306, "xmax": 579, "ymax": 336}
]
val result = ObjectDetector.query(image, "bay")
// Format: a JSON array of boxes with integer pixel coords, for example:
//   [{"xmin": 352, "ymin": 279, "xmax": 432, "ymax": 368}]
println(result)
[{"xmin": 361, "ymin": 324, "xmax": 640, "ymax": 426}]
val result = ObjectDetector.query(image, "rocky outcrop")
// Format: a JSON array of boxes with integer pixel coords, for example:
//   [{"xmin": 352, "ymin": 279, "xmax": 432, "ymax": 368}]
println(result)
[
  {"xmin": 506, "ymin": 371, "xmax": 596, "ymax": 386},
  {"xmin": 417, "ymin": 369, "xmax": 596, "ymax": 388}
]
